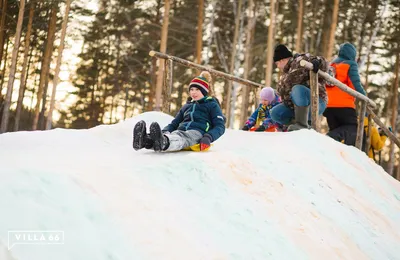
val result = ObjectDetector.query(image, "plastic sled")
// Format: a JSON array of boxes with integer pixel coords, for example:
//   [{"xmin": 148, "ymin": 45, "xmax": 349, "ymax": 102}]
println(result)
[
  {"xmin": 182, "ymin": 143, "xmax": 212, "ymax": 152},
  {"xmin": 249, "ymin": 126, "xmax": 277, "ymax": 132}
]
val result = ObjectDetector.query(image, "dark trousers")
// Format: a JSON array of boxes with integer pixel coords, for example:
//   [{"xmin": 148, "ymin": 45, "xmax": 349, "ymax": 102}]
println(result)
[
  {"xmin": 323, "ymin": 107, "xmax": 358, "ymax": 130},
  {"xmin": 323, "ymin": 107, "xmax": 358, "ymax": 146}
]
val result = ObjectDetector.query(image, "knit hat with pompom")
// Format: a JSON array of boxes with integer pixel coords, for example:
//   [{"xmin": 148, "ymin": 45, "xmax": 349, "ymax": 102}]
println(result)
[{"xmin": 189, "ymin": 71, "xmax": 212, "ymax": 96}]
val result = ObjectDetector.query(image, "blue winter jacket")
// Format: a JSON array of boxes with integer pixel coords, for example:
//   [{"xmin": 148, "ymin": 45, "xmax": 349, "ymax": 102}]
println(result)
[
  {"xmin": 162, "ymin": 96, "xmax": 226, "ymax": 142},
  {"xmin": 332, "ymin": 43, "xmax": 366, "ymax": 95}
]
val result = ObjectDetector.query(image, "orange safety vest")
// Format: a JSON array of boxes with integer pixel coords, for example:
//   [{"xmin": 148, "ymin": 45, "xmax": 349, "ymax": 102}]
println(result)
[{"xmin": 326, "ymin": 62, "xmax": 356, "ymax": 108}]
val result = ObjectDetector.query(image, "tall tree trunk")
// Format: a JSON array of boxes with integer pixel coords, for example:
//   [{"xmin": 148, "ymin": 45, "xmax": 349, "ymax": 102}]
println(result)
[
  {"xmin": 154, "ymin": 0, "xmax": 170, "ymax": 111},
  {"xmin": 0, "ymin": 0, "xmax": 25, "ymax": 133},
  {"xmin": 265, "ymin": 0, "xmax": 275, "ymax": 87},
  {"xmin": 357, "ymin": 17, "xmax": 366, "ymax": 60},
  {"xmin": 196, "ymin": 0, "xmax": 204, "ymax": 64},
  {"xmin": 39, "ymin": 72, "xmax": 50, "ymax": 129},
  {"xmin": 356, "ymin": 0, "xmax": 369, "ymax": 58},
  {"xmin": 124, "ymin": 86, "xmax": 128, "ymax": 120},
  {"xmin": 46, "ymin": 0, "xmax": 71, "ymax": 130},
  {"xmin": 176, "ymin": 76, "xmax": 183, "ymax": 113},
  {"xmin": 364, "ymin": 53, "xmax": 370, "ymax": 92},
  {"xmin": 100, "ymin": 83, "xmax": 107, "ymax": 124},
  {"xmin": 0, "ymin": 0, "xmax": 7, "ymax": 65},
  {"xmin": 240, "ymin": 0, "xmax": 256, "ymax": 126},
  {"xmin": 295, "ymin": 0, "xmax": 303, "ymax": 52},
  {"xmin": 326, "ymin": 0, "xmax": 339, "ymax": 61},
  {"xmin": 147, "ymin": 57, "xmax": 157, "ymax": 111},
  {"xmin": 387, "ymin": 52, "xmax": 399, "ymax": 176},
  {"xmin": 204, "ymin": 0, "xmax": 217, "ymax": 66},
  {"xmin": 248, "ymin": 9, "xmax": 257, "ymax": 111},
  {"xmin": 109, "ymin": 97, "xmax": 114, "ymax": 124},
  {"xmin": 88, "ymin": 66, "xmax": 98, "ymax": 129},
  {"xmin": 358, "ymin": 0, "xmax": 389, "ymax": 70},
  {"xmin": 29, "ymin": 72, "xmax": 39, "ymax": 115},
  {"xmin": 309, "ymin": 0, "xmax": 319, "ymax": 54},
  {"xmin": 32, "ymin": 3, "xmax": 58, "ymax": 130},
  {"xmin": 145, "ymin": 0, "xmax": 162, "ymax": 111},
  {"xmin": 14, "ymin": 2, "xmax": 35, "ymax": 131},
  {"xmin": 229, "ymin": 0, "xmax": 245, "ymax": 128},
  {"xmin": 321, "ymin": 0, "xmax": 333, "ymax": 57},
  {"xmin": 225, "ymin": 0, "xmax": 242, "ymax": 127},
  {"xmin": 0, "ymin": 34, "xmax": 8, "ymax": 99},
  {"xmin": 24, "ymin": 40, "xmax": 35, "ymax": 101},
  {"xmin": 385, "ymin": 82, "xmax": 393, "ymax": 125},
  {"xmin": 111, "ymin": 34, "xmax": 122, "ymax": 124}
]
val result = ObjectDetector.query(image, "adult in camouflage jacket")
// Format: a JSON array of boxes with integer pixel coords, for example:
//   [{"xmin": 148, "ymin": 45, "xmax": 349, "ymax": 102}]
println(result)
[{"xmin": 270, "ymin": 44, "xmax": 328, "ymax": 131}]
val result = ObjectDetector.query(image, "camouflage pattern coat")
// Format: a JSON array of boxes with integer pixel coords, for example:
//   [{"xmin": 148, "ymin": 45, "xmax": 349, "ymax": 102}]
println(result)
[{"xmin": 277, "ymin": 53, "xmax": 328, "ymax": 109}]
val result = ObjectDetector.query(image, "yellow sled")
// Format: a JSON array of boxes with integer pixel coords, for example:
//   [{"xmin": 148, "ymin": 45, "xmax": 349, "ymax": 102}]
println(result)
[{"xmin": 182, "ymin": 143, "xmax": 212, "ymax": 152}]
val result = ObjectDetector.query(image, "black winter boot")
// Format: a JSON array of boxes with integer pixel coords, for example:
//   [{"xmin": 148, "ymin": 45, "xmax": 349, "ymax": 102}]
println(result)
[
  {"xmin": 149, "ymin": 122, "xmax": 170, "ymax": 152},
  {"xmin": 133, "ymin": 120, "xmax": 147, "ymax": 150},
  {"xmin": 288, "ymin": 105, "xmax": 311, "ymax": 131}
]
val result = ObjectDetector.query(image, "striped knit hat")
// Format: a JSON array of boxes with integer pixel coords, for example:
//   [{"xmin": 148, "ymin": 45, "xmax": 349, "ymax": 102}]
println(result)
[{"xmin": 189, "ymin": 71, "xmax": 211, "ymax": 97}]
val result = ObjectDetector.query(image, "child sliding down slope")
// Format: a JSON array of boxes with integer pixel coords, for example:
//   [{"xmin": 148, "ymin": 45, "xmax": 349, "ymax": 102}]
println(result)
[{"xmin": 132, "ymin": 71, "xmax": 225, "ymax": 152}]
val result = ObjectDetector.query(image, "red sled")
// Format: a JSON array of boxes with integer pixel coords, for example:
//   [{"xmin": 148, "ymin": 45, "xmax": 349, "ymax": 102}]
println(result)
[{"xmin": 249, "ymin": 126, "xmax": 277, "ymax": 132}]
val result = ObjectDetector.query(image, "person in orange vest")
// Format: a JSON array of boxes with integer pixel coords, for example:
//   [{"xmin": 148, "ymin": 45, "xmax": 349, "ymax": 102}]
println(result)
[{"xmin": 324, "ymin": 43, "xmax": 367, "ymax": 145}]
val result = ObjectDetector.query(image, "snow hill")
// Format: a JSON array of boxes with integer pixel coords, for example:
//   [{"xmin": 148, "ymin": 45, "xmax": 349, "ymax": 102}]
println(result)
[{"xmin": 1, "ymin": 111, "xmax": 400, "ymax": 260}]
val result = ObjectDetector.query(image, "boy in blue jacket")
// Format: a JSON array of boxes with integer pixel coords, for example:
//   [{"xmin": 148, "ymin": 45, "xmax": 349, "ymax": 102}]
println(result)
[
  {"xmin": 133, "ymin": 71, "xmax": 226, "ymax": 152},
  {"xmin": 242, "ymin": 87, "xmax": 284, "ymax": 132}
]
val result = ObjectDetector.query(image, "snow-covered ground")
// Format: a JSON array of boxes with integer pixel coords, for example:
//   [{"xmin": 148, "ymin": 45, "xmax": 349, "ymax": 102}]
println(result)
[{"xmin": 1, "ymin": 111, "xmax": 400, "ymax": 260}]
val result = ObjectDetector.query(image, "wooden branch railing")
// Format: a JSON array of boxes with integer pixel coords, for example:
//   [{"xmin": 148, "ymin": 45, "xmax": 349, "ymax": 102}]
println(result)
[
  {"xmin": 149, "ymin": 51, "xmax": 265, "ymax": 89},
  {"xmin": 309, "ymin": 70, "xmax": 319, "ymax": 131},
  {"xmin": 162, "ymin": 59, "xmax": 173, "ymax": 113},
  {"xmin": 356, "ymin": 101, "xmax": 367, "ymax": 149},
  {"xmin": 365, "ymin": 113, "xmax": 373, "ymax": 154},
  {"xmin": 299, "ymin": 60, "xmax": 377, "ymax": 108}
]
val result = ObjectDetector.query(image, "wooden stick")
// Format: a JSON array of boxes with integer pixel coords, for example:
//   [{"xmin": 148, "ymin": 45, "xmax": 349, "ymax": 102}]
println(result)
[
  {"xmin": 356, "ymin": 101, "xmax": 367, "ymax": 149},
  {"xmin": 149, "ymin": 50, "xmax": 265, "ymax": 88},
  {"xmin": 309, "ymin": 70, "xmax": 319, "ymax": 131},
  {"xmin": 167, "ymin": 59, "xmax": 173, "ymax": 113},
  {"xmin": 163, "ymin": 59, "xmax": 173, "ymax": 114},
  {"xmin": 299, "ymin": 60, "xmax": 376, "ymax": 108},
  {"xmin": 365, "ymin": 113, "xmax": 372, "ymax": 154}
]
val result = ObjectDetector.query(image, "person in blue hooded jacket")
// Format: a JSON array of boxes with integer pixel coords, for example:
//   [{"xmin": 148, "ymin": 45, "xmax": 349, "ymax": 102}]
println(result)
[
  {"xmin": 132, "ymin": 71, "xmax": 226, "ymax": 152},
  {"xmin": 324, "ymin": 42, "xmax": 367, "ymax": 146}
]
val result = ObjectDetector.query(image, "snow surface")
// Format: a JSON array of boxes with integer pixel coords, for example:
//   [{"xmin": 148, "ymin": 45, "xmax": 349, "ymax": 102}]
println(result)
[{"xmin": 1, "ymin": 111, "xmax": 400, "ymax": 260}]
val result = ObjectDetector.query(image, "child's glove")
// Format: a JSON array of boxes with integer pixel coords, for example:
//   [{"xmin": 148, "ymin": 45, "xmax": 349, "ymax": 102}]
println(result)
[
  {"xmin": 255, "ymin": 125, "xmax": 266, "ymax": 132},
  {"xmin": 242, "ymin": 125, "xmax": 250, "ymax": 131},
  {"xmin": 199, "ymin": 134, "xmax": 212, "ymax": 151}
]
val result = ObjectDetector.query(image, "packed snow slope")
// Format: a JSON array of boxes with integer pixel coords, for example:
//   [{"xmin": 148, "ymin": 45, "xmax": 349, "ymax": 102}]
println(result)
[{"xmin": 1, "ymin": 112, "xmax": 400, "ymax": 260}]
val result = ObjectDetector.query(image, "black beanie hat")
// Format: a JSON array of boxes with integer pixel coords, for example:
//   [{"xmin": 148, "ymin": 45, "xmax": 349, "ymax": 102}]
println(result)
[{"xmin": 273, "ymin": 44, "xmax": 293, "ymax": 62}]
